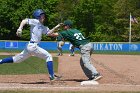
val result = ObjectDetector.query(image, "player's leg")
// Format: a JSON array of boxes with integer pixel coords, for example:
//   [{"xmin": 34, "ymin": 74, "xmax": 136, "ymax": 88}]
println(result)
[
  {"xmin": 13, "ymin": 49, "xmax": 30, "ymax": 63},
  {"xmin": 69, "ymin": 44, "xmax": 75, "ymax": 56},
  {"xmin": 59, "ymin": 41, "xmax": 64, "ymax": 56},
  {"xmin": 26, "ymin": 43, "xmax": 55, "ymax": 78},
  {"xmin": 0, "ymin": 49, "xmax": 30, "ymax": 64},
  {"xmin": 56, "ymin": 41, "xmax": 60, "ymax": 55},
  {"xmin": 33, "ymin": 46, "xmax": 60, "ymax": 80},
  {"xmin": 57, "ymin": 41, "xmax": 63, "ymax": 56},
  {"xmin": 80, "ymin": 43, "xmax": 102, "ymax": 81},
  {"xmin": 0, "ymin": 57, "xmax": 13, "ymax": 64},
  {"xmin": 80, "ymin": 58, "xmax": 93, "ymax": 79}
]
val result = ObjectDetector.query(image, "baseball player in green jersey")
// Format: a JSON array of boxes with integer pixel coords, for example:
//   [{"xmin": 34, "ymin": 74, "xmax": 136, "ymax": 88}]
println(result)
[
  {"xmin": 49, "ymin": 20, "xmax": 102, "ymax": 81},
  {"xmin": 56, "ymin": 35, "xmax": 65, "ymax": 56}
]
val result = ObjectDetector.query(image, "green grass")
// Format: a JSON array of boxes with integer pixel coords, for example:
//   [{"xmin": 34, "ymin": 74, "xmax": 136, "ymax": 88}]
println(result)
[
  {"xmin": 0, "ymin": 55, "xmax": 58, "ymax": 75},
  {"xmin": 0, "ymin": 49, "xmax": 21, "ymax": 53},
  {"xmin": 0, "ymin": 49, "xmax": 140, "ymax": 55},
  {"xmin": 0, "ymin": 49, "xmax": 71, "ymax": 53}
]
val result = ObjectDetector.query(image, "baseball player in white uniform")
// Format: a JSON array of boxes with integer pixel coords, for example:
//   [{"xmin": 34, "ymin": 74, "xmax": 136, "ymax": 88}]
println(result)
[{"xmin": 0, "ymin": 9, "xmax": 62, "ymax": 81}]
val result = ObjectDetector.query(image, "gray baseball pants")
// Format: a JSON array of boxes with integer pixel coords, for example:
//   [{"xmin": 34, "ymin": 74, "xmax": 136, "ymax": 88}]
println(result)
[{"xmin": 79, "ymin": 42, "xmax": 98, "ymax": 79}]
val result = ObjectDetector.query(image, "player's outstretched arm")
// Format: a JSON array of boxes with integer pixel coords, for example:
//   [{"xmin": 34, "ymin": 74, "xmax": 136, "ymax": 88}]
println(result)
[
  {"xmin": 16, "ymin": 19, "xmax": 28, "ymax": 37},
  {"xmin": 48, "ymin": 32, "xmax": 59, "ymax": 37},
  {"xmin": 47, "ymin": 23, "xmax": 63, "ymax": 35}
]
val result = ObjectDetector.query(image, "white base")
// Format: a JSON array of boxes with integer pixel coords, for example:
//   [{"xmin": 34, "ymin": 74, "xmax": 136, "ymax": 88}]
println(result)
[{"xmin": 81, "ymin": 80, "xmax": 99, "ymax": 85}]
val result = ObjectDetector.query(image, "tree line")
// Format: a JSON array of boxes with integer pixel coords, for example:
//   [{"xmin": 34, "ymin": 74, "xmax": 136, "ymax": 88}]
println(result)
[{"xmin": 0, "ymin": 0, "xmax": 140, "ymax": 42}]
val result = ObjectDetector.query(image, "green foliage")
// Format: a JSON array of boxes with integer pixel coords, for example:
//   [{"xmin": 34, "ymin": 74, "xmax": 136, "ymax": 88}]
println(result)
[
  {"xmin": 0, "ymin": 0, "xmax": 59, "ymax": 41},
  {"xmin": 114, "ymin": 0, "xmax": 140, "ymax": 42},
  {"xmin": 73, "ymin": 0, "xmax": 95, "ymax": 36},
  {"xmin": 0, "ymin": 0, "xmax": 140, "ymax": 42}
]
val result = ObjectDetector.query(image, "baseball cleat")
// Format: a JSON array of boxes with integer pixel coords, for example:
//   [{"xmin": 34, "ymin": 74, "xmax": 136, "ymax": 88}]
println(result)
[
  {"xmin": 69, "ymin": 54, "xmax": 74, "ymax": 56},
  {"xmin": 50, "ymin": 74, "xmax": 62, "ymax": 81},
  {"xmin": 88, "ymin": 73, "xmax": 103, "ymax": 81},
  {"xmin": 56, "ymin": 53, "xmax": 63, "ymax": 56},
  {"xmin": 93, "ymin": 74, "xmax": 103, "ymax": 81}
]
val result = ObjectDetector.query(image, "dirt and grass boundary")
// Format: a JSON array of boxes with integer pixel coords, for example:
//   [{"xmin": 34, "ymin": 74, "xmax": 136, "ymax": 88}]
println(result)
[{"xmin": 0, "ymin": 52, "xmax": 140, "ymax": 92}]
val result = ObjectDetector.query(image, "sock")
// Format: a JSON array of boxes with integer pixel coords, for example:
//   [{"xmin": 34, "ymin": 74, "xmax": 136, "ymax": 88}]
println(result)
[
  {"xmin": 71, "ymin": 49, "xmax": 74, "ymax": 54},
  {"xmin": 46, "ymin": 61, "xmax": 54, "ymax": 78},
  {"xmin": 0, "ymin": 57, "xmax": 14, "ymax": 64},
  {"xmin": 70, "ymin": 49, "xmax": 74, "ymax": 54}
]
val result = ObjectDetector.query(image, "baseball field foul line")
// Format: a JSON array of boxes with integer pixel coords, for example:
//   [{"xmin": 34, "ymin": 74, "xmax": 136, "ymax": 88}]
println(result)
[{"xmin": 0, "ymin": 84, "xmax": 140, "ymax": 91}]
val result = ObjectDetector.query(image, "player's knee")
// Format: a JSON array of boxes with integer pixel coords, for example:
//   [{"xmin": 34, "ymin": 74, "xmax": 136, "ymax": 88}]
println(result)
[
  {"xmin": 58, "ymin": 47, "xmax": 62, "ymax": 50},
  {"xmin": 83, "ymin": 62, "xmax": 92, "ymax": 68},
  {"xmin": 46, "ymin": 54, "xmax": 53, "ymax": 62},
  {"xmin": 13, "ymin": 55, "xmax": 26, "ymax": 63}
]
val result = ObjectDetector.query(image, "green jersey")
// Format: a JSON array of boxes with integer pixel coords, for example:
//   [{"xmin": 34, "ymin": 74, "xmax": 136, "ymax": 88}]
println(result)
[
  {"xmin": 56, "ymin": 35, "xmax": 63, "ymax": 41},
  {"xmin": 59, "ymin": 29, "xmax": 89, "ymax": 47}
]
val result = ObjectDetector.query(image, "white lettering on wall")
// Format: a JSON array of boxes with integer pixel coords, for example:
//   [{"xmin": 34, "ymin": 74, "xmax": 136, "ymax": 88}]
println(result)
[{"xmin": 93, "ymin": 43, "xmax": 123, "ymax": 51}]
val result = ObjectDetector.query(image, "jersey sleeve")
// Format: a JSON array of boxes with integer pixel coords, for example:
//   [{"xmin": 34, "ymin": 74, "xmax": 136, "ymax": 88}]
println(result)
[
  {"xmin": 58, "ymin": 31, "xmax": 64, "ymax": 37},
  {"xmin": 43, "ymin": 26, "xmax": 50, "ymax": 35},
  {"xmin": 27, "ymin": 19, "xmax": 39, "ymax": 26},
  {"xmin": 56, "ymin": 34, "xmax": 64, "ymax": 41}
]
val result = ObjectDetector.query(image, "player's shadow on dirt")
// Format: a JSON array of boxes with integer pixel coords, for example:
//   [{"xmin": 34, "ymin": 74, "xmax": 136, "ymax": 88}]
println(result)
[
  {"xmin": 21, "ymin": 81, "xmax": 49, "ymax": 84},
  {"xmin": 62, "ymin": 79, "xmax": 85, "ymax": 82},
  {"xmin": 3, "ymin": 81, "xmax": 50, "ymax": 84}
]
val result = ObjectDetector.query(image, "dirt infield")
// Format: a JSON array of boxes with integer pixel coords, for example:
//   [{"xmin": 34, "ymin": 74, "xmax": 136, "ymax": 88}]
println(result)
[{"xmin": 0, "ymin": 53, "xmax": 140, "ymax": 91}]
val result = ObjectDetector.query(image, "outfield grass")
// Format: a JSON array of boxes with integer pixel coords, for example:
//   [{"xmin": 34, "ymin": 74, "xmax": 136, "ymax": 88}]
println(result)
[
  {"xmin": 0, "ymin": 49, "xmax": 140, "ymax": 55},
  {"xmin": 0, "ymin": 55, "xmax": 58, "ymax": 75}
]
